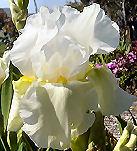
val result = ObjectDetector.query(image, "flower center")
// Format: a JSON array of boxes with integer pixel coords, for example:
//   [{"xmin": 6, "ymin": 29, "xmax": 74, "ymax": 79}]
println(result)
[
  {"xmin": 20, "ymin": 75, "xmax": 68, "ymax": 84},
  {"xmin": 56, "ymin": 76, "xmax": 67, "ymax": 84},
  {"xmin": 20, "ymin": 76, "xmax": 35, "ymax": 83}
]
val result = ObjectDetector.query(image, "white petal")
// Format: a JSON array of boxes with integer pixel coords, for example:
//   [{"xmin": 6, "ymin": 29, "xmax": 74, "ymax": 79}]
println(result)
[
  {"xmin": 7, "ymin": 93, "xmax": 23, "ymax": 131},
  {"xmin": 10, "ymin": 4, "xmax": 119, "ymax": 80},
  {"xmin": 20, "ymin": 83, "xmax": 71, "ymax": 149},
  {"xmin": 88, "ymin": 68, "xmax": 136, "ymax": 115},
  {"xmin": 19, "ymin": 81, "xmax": 97, "ymax": 149},
  {"xmin": 7, "ymin": 77, "xmax": 33, "ymax": 131},
  {"xmin": 10, "ymin": 29, "xmax": 37, "ymax": 77},
  {"xmin": 0, "ymin": 51, "xmax": 10, "ymax": 85},
  {"xmin": 94, "ymin": 9, "xmax": 120, "ymax": 53},
  {"xmin": 61, "ymin": 4, "xmax": 99, "ymax": 53},
  {"xmin": 0, "ymin": 59, "xmax": 6, "ymax": 85},
  {"xmin": 10, "ymin": 6, "xmax": 60, "ymax": 77},
  {"xmin": 3, "ymin": 51, "xmax": 10, "ymax": 69},
  {"xmin": 66, "ymin": 81, "xmax": 97, "ymax": 138},
  {"xmin": 33, "ymin": 35, "xmax": 90, "ymax": 82},
  {"xmin": 61, "ymin": 4, "xmax": 119, "ymax": 54}
]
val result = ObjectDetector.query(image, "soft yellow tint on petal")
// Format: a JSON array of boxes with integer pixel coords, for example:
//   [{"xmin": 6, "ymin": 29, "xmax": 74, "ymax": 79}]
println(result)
[
  {"xmin": 20, "ymin": 82, "xmax": 71, "ymax": 149},
  {"xmin": 56, "ymin": 76, "xmax": 67, "ymax": 84},
  {"xmin": 7, "ymin": 76, "xmax": 34, "ymax": 131},
  {"xmin": 19, "ymin": 81, "xmax": 97, "ymax": 149}
]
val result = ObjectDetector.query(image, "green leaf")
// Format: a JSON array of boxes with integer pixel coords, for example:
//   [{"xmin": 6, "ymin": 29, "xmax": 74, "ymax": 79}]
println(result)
[
  {"xmin": 0, "ymin": 43, "xmax": 6, "ymax": 56},
  {"xmin": 10, "ymin": 63, "xmax": 22, "ymax": 81},
  {"xmin": 0, "ymin": 136, "xmax": 7, "ymax": 151},
  {"xmin": 71, "ymin": 130, "xmax": 90, "ymax": 151},
  {"xmin": 46, "ymin": 148, "xmax": 54, "ymax": 151},
  {"xmin": 17, "ymin": 130, "xmax": 23, "ymax": 144},
  {"xmin": 22, "ymin": 132, "xmax": 33, "ymax": 151},
  {"xmin": 118, "ymin": 121, "xmax": 123, "ymax": 136},
  {"xmin": 18, "ymin": 143, "xmax": 23, "ymax": 151},
  {"xmin": 1, "ymin": 76, "xmax": 13, "ymax": 130},
  {"xmin": 0, "ymin": 110, "xmax": 4, "ymax": 136},
  {"xmin": 88, "ymin": 111, "xmax": 106, "ymax": 151},
  {"xmin": 7, "ymin": 132, "xmax": 17, "ymax": 151},
  {"xmin": 116, "ymin": 115, "xmax": 127, "ymax": 135}
]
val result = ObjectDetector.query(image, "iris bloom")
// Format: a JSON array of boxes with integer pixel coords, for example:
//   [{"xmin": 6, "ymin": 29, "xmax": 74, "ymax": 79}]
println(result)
[
  {"xmin": 0, "ymin": 51, "xmax": 10, "ymax": 86},
  {"xmin": 8, "ymin": 4, "xmax": 136, "ymax": 150}
]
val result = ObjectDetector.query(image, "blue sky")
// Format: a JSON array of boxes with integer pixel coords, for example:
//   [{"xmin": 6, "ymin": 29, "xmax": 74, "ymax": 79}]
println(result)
[{"xmin": 0, "ymin": 0, "xmax": 78, "ymax": 13}]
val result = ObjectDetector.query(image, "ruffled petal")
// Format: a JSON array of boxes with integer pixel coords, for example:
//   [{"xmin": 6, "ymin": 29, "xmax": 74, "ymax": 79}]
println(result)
[
  {"xmin": 61, "ymin": 4, "xmax": 99, "ymax": 53},
  {"xmin": 61, "ymin": 4, "xmax": 119, "ymax": 54},
  {"xmin": 88, "ymin": 68, "xmax": 136, "ymax": 115},
  {"xmin": 20, "ymin": 83, "xmax": 71, "ymax": 149},
  {"xmin": 37, "ymin": 35, "xmax": 90, "ymax": 82},
  {"xmin": 7, "ymin": 76, "xmax": 34, "ymax": 131},
  {"xmin": 10, "ymin": 28, "xmax": 37, "ymax": 77},
  {"xmin": 19, "ymin": 81, "xmax": 97, "ymax": 149},
  {"xmin": 10, "ymin": 6, "xmax": 61, "ymax": 77},
  {"xmin": 10, "ymin": 4, "xmax": 119, "ymax": 79},
  {"xmin": 94, "ymin": 11, "xmax": 120, "ymax": 53}
]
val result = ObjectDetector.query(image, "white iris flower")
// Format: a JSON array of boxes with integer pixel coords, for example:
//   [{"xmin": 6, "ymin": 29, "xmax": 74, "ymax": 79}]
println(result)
[
  {"xmin": 0, "ymin": 51, "xmax": 10, "ymax": 86},
  {"xmin": 8, "ymin": 4, "xmax": 136, "ymax": 150}
]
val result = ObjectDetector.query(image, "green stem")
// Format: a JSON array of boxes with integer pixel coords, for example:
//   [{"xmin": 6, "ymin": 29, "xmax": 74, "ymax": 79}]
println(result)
[
  {"xmin": 0, "ymin": 136, "xmax": 7, "ymax": 151},
  {"xmin": 128, "ymin": 110, "xmax": 137, "ymax": 126},
  {"xmin": 22, "ymin": 132, "xmax": 33, "ymax": 151},
  {"xmin": 99, "ymin": 55, "xmax": 107, "ymax": 69},
  {"xmin": 88, "ymin": 111, "xmax": 106, "ymax": 151}
]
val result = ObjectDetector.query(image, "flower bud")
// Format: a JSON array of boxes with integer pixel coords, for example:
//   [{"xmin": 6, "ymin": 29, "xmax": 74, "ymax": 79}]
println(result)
[
  {"xmin": 113, "ymin": 121, "xmax": 137, "ymax": 151},
  {"xmin": 9, "ymin": 0, "xmax": 28, "ymax": 30},
  {"xmin": 17, "ymin": 0, "xmax": 29, "ymax": 10}
]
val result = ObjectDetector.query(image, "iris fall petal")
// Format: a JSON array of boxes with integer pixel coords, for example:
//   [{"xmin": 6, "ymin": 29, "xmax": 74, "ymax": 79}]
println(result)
[
  {"xmin": 19, "ymin": 81, "xmax": 97, "ymax": 149},
  {"xmin": 7, "ymin": 76, "xmax": 34, "ymax": 131},
  {"xmin": 88, "ymin": 68, "xmax": 136, "ymax": 115}
]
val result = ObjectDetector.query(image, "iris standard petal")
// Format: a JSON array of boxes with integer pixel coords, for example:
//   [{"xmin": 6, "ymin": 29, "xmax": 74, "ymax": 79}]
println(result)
[
  {"xmin": 94, "ymin": 10, "xmax": 120, "ymax": 53},
  {"xmin": 36, "ymin": 35, "xmax": 90, "ymax": 82},
  {"xmin": 19, "ymin": 81, "xmax": 97, "ymax": 149},
  {"xmin": 10, "ymin": 6, "xmax": 61, "ymax": 77},
  {"xmin": 7, "ymin": 76, "xmax": 34, "ymax": 131},
  {"xmin": 61, "ymin": 4, "xmax": 99, "ymax": 51},
  {"xmin": 10, "ymin": 29, "xmax": 37, "ymax": 77},
  {"xmin": 88, "ymin": 68, "xmax": 136, "ymax": 115},
  {"xmin": 10, "ymin": 4, "xmax": 119, "ymax": 78},
  {"xmin": 61, "ymin": 4, "xmax": 119, "ymax": 54}
]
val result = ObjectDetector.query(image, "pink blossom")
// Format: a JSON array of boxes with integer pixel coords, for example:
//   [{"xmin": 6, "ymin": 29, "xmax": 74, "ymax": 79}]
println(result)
[{"xmin": 112, "ymin": 68, "xmax": 118, "ymax": 74}]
